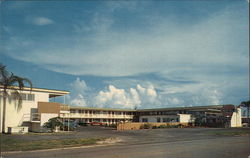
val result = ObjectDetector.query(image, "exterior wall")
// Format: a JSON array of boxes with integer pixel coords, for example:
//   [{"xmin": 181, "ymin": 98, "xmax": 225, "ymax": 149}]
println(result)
[
  {"xmin": 230, "ymin": 108, "xmax": 242, "ymax": 127},
  {"xmin": 7, "ymin": 126, "xmax": 29, "ymax": 134},
  {"xmin": 40, "ymin": 113, "xmax": 59, "ymax": 126},
  {"xmin": 64, "ymin": 113, "xmax": 133, "ymax": 119},
  {"xmin": 139, "ymin": 115, "xmax": 180, "ymax": 123},
  {"xmin": 178, "ymin": 114, "xmax": 192, "ymax": 123},
  {"xmin": 0, "ymin": 87, "xmax": 68, "ymax": 133},
  {"xmin": 1, "ymin": 91, "xmax": 49, "ymax": 132},
  {"xmin": 31, "ymin": 122, "xmax": 41, "ymax": 132},
  {"xmin": 61, "ymin": 109, "xmax": 134, "ymax": 124},
  {"xmin": 38, "ymin": 102, "xmax": 60, "ymax": 114},
  {"xmin": 0, "ymin": 88, "xmax": 244, "ymax": 133}
]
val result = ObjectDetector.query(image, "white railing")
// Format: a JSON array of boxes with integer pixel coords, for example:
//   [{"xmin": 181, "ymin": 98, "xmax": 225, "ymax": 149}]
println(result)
[
  {"xmin": 61, "ymin": 113, "xmax": 134, "ymax": 119},
  {"xmin": 30, "ymin": 113, "xmax": 40, "ymax": 122},
  {"xmin": 18, "ymin": 114, "xmax": 31, "ymax": 126}
]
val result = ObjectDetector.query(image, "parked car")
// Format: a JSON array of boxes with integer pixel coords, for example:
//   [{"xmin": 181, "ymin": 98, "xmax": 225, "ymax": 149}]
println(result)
[
  {"xmin": 90, "ymin": 122, "xmax": 103, "ymax": 126},
  {"xmin": 63, "ymin": 120, "xmax": 78, "ymax": 130}
]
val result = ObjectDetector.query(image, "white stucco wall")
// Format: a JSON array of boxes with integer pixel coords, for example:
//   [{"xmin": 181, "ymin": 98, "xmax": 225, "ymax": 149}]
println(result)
[
  {"xmin": 230, "ymin": 108, "xmax": 242, "ymax": 127},
  {"xmin": 40, "ymin": 113, "xmax": 59, "ymax": 126},
  {"xmin": 139, "ymin": 114, "xmax": 192, "ymax": 123},
  {"xmin": 0, "ymin": 91, "xmax": 49, "ymax": 132},
  {"xmin": 139, "ymin": 115, "xmax": 179, "ymax": 123},
  {"xmin": 178, "ymin": 114, "xmax": 191, "ymax": 123}
]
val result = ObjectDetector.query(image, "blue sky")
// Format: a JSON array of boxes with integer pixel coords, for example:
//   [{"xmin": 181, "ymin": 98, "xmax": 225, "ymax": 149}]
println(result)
[{"xmin": 1, "ymin": 0, "xmax": 249, "ymax": 109}]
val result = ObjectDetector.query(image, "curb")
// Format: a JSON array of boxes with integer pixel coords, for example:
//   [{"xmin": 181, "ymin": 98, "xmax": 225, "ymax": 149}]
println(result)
[{"xmin": 2, "ymin": 143, "xmax": 115, "ymax": 155}]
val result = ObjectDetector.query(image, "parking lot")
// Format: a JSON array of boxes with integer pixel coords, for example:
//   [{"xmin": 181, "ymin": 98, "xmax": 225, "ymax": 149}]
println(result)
[
  {"xmin": 2, "ymin": 127, "xmax": 250, "ymax": 158},
  {"xmin": 3, "ymin": 126, "xmax": 249, "ymax": 143}
]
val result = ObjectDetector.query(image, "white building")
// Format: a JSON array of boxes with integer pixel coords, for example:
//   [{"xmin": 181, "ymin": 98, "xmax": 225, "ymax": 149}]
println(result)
[
  {"xmin": 0, "ymin": 87, "xmax": 243, "ymax": 133},
  {"xmin": 136, "ymin": 105, "xmax": 242, "ymax": 127},
  {"xmin": 0, "ymin": 87, "xmax": 69, "ymax": 133},
  {"xmin": 139, "ymin": 114, "xmax": 191, "ymax": 124}
]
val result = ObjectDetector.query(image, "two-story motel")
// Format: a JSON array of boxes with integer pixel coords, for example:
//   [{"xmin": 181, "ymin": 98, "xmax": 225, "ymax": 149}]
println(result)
[{"xmin": 0, "ymin": 87, "xmax": 242, "ymax": 133}]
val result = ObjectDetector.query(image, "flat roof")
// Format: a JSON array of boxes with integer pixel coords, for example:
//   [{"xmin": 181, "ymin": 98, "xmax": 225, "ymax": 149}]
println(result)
[
  {"xmin": 67, "ymin": 104, "xmax": 234, "ymax": 112},
  {"xmin": 136, "ymin": 104, "xmax": 235, "ymax": 112},
  {"xmin": 70, "ymin": 106, "xmax": 136, "ymax": 112},
  {"xmin": 1, "ymin": 86, "xmax": 70, "ymax": 97}
]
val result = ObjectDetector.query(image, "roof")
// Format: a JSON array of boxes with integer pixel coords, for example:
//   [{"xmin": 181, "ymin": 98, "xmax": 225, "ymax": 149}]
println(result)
[
  {"xmin": 0, "ymin": 86, "xmax": 69, "ymax": 97},
  {"xmin": 137, "ymin": 104, "xmax": 235, "ymax": 112},
  {"xmin": 68, "ymin": 104, "xmax": 234, "ymax": 112},
  {"xmin": 70, "ymin": 106, "xmax": 136, "ymax": 112}
]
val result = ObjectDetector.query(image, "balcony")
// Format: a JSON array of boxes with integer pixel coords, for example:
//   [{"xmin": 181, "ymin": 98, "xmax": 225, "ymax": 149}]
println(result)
[
  {"xmin": 30, "ymin": 113, "xmax": 40, "ymax": 122},
  {"xmin": 61, "ymin": 113, "xmax": 134, "ymax": 119}
]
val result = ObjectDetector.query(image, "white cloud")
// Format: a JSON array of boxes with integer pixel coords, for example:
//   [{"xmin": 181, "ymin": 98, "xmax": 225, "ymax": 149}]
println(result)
[
  {"xmin": 166, "ymin": 97, "xmax": 184, "ymax": 105},
  {"xmin": 159, "ymin": 81, "xmax": 224, "ymax": 106},
  {"xmin": 70, "ymin": 94, "xmax": 87, "ymax": 106},
  {"xmin": 67, "ymin": 77, "xmax": 88, "ymax": 106},
  {"xmin": 93, "ymin": 84, "xmax": 161, "ymax": 109},
  {"xmin": 94, "ymin": 85, "xmax": 138, "ymax": 109},
  {"xmin": 70, "ymin": 77, "xmax": 88, "ymax": 94},
  {"xmin": 29, "ymin": 17, "xmax": 54, "ymax": 26},
  {"xmin": 65, "ymin": 76, "xmax": 242, "ymax": 108},
  {"xmin": 3, "ymin": 3, "xmax": 248, "ymax": 107},
  {"xmin": 7, "ymin": 5, "xmax": 247, "ymax": 77}
]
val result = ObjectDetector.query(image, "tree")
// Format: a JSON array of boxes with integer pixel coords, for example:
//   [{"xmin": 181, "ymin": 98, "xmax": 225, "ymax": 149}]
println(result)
[
  {"xmin": 43, "ymin": 117, "xmax": 63, "ymax": 132},
  {"xmin": 0, "ymin": 64, "xmax": 32, "ymax": 133}
]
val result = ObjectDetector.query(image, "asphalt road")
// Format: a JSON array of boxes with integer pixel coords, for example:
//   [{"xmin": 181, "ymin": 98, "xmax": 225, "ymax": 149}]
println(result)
[{"xmin": 2, "ymin": 127, "xmax": 250, "ymax": 158}]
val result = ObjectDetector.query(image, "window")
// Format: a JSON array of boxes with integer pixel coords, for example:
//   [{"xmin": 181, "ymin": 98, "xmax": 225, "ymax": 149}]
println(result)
[
  {"xmin": 157, "ymin": 117, "xmax": 161, "ymax": 122},
  {"xmin": 70, "ymin": 109, "xmax": 76, "ymax": 113},
  {"xmin": 142, "ymin": 118, "xmax": 148, "ymax": 122},
  {"xmin": 163, "ymin": 118, "xmax": 169, "ymax": 122},
  {"xmin": 14, "ymin": 93, "xmax": 35, "ymax": 101},
  {"xmin": 117, "ymin": 112, "xmax": 122, "ymax": 115},
  {"xmin": 27, "ymin": 94, "xmax": 35, "ymax": 101},
  {"xmin": 20, "ymin": 93, "xmax": 26, "ymax": 100}
]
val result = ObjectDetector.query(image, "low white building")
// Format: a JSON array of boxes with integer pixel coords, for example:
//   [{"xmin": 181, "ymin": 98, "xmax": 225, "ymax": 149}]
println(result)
[
  {"xmin": 139, "ymin": 114, "xmax": 192, "ymax": 123},
  {"xmin": 0, "ymin": 87, "xmax": 69, "ymax": 133},
  {"xmin": 137, "ymin": 105, "xmax": 242, "ymax": 127},
  {"xmin": 0, "ymin": 86, "xmax": 244, "ymax": 133}
]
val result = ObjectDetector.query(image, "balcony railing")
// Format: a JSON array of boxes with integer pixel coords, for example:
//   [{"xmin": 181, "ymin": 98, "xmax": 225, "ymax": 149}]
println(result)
[
  {"xmin": 61, "ymin": 113, "xmax": 134, "ymax": 119},
  {"xmin": 31, "ymin": 113, "xmax": 40, "ymax": 122},
  {"xmin": 60, "ymin": 104, "xmax": 70, "ymax": 111}
]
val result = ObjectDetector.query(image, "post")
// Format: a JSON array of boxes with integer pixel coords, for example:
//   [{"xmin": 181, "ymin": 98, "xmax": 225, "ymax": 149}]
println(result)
[
  {"xmin": 63, "ymin": 95, "xmax": 65, "ymax": 104},
  {"xmin": 68, "ymin": 118, "xmax": 70, "ymax": 132},
  {"xmin": 62, "ymin": 114, "xmax": 64, "ymax": 132}
]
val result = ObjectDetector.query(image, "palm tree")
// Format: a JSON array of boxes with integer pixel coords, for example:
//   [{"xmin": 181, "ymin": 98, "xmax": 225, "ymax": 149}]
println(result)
[{"xmin": 0, "ymin": 64, "xmax": 32, "ymax": 133}]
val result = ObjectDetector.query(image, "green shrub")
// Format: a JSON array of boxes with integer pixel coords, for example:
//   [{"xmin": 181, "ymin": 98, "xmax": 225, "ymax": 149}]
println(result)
[
  {"xmin": 108, "ymin": 124, "xmax": 117, "ymax": 128},
  {"xmin": 43, "ymin": 117, "xmax": 63, "ymax": 132},
  {"xmin": 152, "ymin": 126, "xmax": 157, "ymax": 129},
  {"xmin": 140, "ymin": 123, "xmax": 152, "ymax": 129}
]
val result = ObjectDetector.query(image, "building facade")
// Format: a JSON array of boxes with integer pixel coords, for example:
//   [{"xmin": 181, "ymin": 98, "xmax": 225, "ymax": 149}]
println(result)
[
  {"xmin": 0, "ymin": 87, "xmax": 69, "ymax": 133},
  {"xmin": 136, "ymin": 105, "xmax": 242, "ymax": 127},
  {"xmin": 0, "ymin": 87, "xmax": 243, "ymax": 133}
]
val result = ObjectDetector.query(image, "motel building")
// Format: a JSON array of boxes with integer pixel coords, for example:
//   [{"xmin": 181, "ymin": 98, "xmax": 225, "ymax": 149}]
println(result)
[{"xmin": 0, "ymin": 87, "xmax": 243, "ymax": 133}]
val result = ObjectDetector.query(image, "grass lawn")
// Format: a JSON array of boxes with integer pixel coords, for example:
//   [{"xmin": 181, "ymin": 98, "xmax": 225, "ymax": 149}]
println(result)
[{"xmin": 1, "ymin": 136, "xmax": 106, "ymax": 152}]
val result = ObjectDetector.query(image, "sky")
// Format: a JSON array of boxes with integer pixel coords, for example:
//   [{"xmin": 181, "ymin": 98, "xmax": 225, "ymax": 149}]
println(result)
[{"xmin": 0, "ymin": 0, "xmax": 249, "ymax": 109}]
